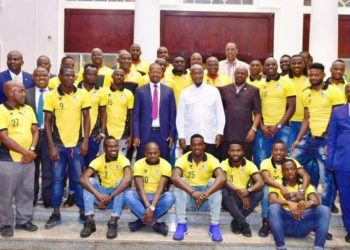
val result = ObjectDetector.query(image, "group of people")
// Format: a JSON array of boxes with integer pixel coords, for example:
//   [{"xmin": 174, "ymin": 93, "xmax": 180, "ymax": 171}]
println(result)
[{"xmin": 0, "ymin": 41, "xmax": 349, "ymax": 250}]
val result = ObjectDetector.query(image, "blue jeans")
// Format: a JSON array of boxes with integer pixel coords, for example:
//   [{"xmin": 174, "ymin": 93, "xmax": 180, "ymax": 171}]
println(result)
[
  {"xmin": 174, "ymin": 178, "xmax": 222, "ymax": 225},
  {"xmin": 83, "ymin": 178, "xmax": 126, "ymax": 217},
  {"xmin": 253, "ymin": 125, "xmax": 290, "ymax": 167},
  {"xmin": 51, "ymin": 145, "xmax": 85, "ymax": 209},
  {"xmin": 287, "ymin": 121, "xmax": 302, "ymax": 153},
  {"xmin": 85, "ymin": 136, "xmax": 100, "ymax": 169},
  {"xmin": 290, "ymin": 134, "xmax": 336, "ymax": 207},
  {"xmin": 269, "ymin": 204, "xmax": 330, "ymax": 249},
  {"xmin": 125, "ymin": 190, "xmax": 175, "ymax": 222},
  {"xmin": 261, "ymin": 185, "xmax": 269, "ymax": 218}
]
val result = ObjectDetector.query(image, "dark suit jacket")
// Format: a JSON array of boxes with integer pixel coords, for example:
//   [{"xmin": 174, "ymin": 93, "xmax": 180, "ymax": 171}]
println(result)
[
  {"xmin": 220, "ymin": 83, "xmax": 261, "ymax": 142},
  {"xmin": 326, "ymin": 104, "xmax": 350, "ymax": 172},
  {"xmin": 133, "ymin": 83, "xmax": 176, "ymax": 141},
  {"xmin": 25, "ymin": 87, "xmax": 37, "ymax": 116},
  {"xmin": 0, "ymin": 70, "xmax": 35, "ymax": 103}
]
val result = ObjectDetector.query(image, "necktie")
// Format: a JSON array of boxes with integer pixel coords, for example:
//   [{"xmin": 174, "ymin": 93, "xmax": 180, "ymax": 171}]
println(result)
[
  {"xmin": 152, "ymin": 84, "xmax": 158, "ymax": 120},
  {"xmin": 37, "ymin": 89, "xmax": 44, "ymax": 127}
]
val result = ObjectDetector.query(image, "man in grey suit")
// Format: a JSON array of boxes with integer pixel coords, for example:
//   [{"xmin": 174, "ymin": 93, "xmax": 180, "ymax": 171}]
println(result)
[{"xmin": 25, "ymin": 67, "xmax": 51, "ymax": 208}]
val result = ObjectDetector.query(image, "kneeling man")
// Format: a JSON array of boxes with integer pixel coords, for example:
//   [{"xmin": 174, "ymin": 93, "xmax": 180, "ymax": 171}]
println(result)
[
  {"xmin": 172, "ymin": 134, "xmax": 226, "ymax": 242},
  {"xmin": 79, "ymin": 136, "xmax": 132, "ymax": 239},
  {"xmin": 269, "ymin": 159, "xmax": 331, "ymax": 250}
]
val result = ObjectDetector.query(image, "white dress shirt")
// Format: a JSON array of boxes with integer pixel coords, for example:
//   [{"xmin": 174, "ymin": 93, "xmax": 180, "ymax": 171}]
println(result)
[
  {"xmin": 35, "ymin": 86, "xmax": 49, "ymax": 129},
  {"xmin": 218, "ymin": 59, "xmax": 249, "ymax": 81},
  {"xmin": 150, "ymin": 82, "xmax": 161, "ymax": 127},
  {"xmin": 9, "ymin": 70, "xmax": 23, "ymax": 83},
  {"xmin": 176, "ymin": 82, "xmax": 225, "ymax": 145}
]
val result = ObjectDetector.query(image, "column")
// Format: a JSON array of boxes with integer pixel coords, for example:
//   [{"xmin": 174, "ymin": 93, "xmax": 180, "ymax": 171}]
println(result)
[
  {"xmin": 134, "ymin": 0, "xmax": 161, "ymax": 62},
  {"xmin": 309, "ymin": 0, "xmax": 338, "ymax": 73}
]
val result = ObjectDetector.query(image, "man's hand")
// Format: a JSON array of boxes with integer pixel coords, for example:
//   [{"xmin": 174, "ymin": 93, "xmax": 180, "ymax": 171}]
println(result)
[
  {"xmin": 49, "ymin": 146, "xmax": 59, "ymax": 161},
  {"xmin": 133, "ymin": 138, "xmax": 141, "ymax": 147},
  {"xmin": 96, "ymin": 193, "xmax": 111, "ymax": 205},
  {"xmin": 280, "ymin": 186, "xmax": 291, "ymax": 200},
  {"xmin": 215, "ymin": 134, "xmax": 222, "ymax": 148},
  {"xmin": 143, "ymin": 207, "xmax": 154, "ymax": 225},
  {"xmin": 245, "ymin": 129, "xmax": 256, "ymax": 143},
  {"xmin": 179, "ymin": 138, "xmax": 186, "ymax": 150},
  {"xmin": 241, "ymin": 197, "xmax": 251, "ymax": 210},
  {"xmin": 297, "ymin": 200, "xmax": 312, "ymax": 211},
  {"xmin": 237, "ymin": 189, "xmax": 249, "ymax": 198},
  {"xmin": 269, "ymin": 125, "xmax": 279, "ymax": 136},
  {"xmin": 95, "ymin": 134, "xmax": 104, "ymax": 144},
  {"xmin": 192, "ymin": 191, "xmax": 208, "ymax": 208},
  {"xmin": 261, "ymin": 125, "xmax": 273, "ymax": 137},
  {"xmin": 288, "ymin": 201, "xmax": 303, "ymax": 220},
  {"xmin": 295, "ymin": 191, "xmax": 305, "ymax": 201},
  {"xmin": 21, "ymin": 150, "xmax": 37, "ymax": 164},
  {"xmin": 167, "ymin": 137, "xmax": 174, "ymax": 149},
  {"xmin": 80, "ymin": 140, "xmax": 89, "ymax": 156},
  {"xmin": 290, "ymin": 140, "xmax": 299, "ymax": 154}
]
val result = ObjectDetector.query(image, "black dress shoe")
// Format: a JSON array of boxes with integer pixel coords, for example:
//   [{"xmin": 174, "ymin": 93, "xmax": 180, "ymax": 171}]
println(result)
[
  {"xmin": 1, "ymin": 225, "xmax": 14, "ymax": 237},
  {"xmin": 15, "ymin": 222, "xmax": 38, "ymax": 232},
  {"xmin": 326, "ymin": 232, "xmax": 333, "ymax": 240},
  {"xmin": 331, "ymin": 204, "xmax": 339, "ymax": 214},
  {"xmin": 345, "ymin": 233, "xmax": 350, "ymax": 243},
  {"xmin": 43, "ymin": 200, "xmax": 52, "ymax": 208}
]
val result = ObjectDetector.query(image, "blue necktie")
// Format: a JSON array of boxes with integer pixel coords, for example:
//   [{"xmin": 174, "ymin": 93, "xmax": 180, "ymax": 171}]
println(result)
[{"xmin": 37, "ymin": 89, "xmax": 44, "ymax": 127}]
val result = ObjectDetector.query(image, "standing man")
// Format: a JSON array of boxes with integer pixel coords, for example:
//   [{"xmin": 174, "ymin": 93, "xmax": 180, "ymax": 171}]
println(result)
[
  {"xmin": 129, "ymin": 43, "xmax": 150, "ymax": 76},
  {"xmin": 204, "ymin": 57, "xmax": 231, "ymax": 87},
  {"xmin": 36, "ymin": 55, "xmax": 56, "ymax": 79},
  {"xmin": 118, "ymin": 50, "xmax": 144, "ymax": 93},
  {"xmin": 125, "ymin": 142, "xmax": 175, "ymax": 236},
  {"xmin": 221, "ymin": 143, "xmax": 264, "ymax": 237},
  {"xmin": 0, "ymin": 81, "xmax": 39, "ymax": 237},
  {"xmin": 218, "ymin": 42, "xmax": 249, "ymax": 81},
  {"xmin": 79, "ymin": 136, "xmax": 132, "ymax": 239},
  {"xmin": 177, "ymin": 64, "xmax": 225, "ymax": 159},
  {"xmin": 105, "ymin": 69, "xmax": 134, "ymax": 156},
  {"xmin": 247, "ymin": 59, "xmax": 263, "ymax": 87},
  {"xmin": 279, "ymin": 55, "xmax": 291, "ymax": 77},
  {"xmin": 325, "ymin": 59, "xmax": 348, "ymax": 102},
  {"xmin": 171, "ymin": 134, "xmax": 226, "ymax": 242},
  {"xmin": 220, "ymin": 66, "xmax": 261, "ymax": 160},
  {"xmin": 48, "ymin": 56, "xmax": 76, "ymax": 90},
  {"xmin": 133, "ymin": 63, "xmax": 176, "ymax": 161},
  {"xmin": 253, "ymin": 57, "xmax": 296, "ymax": 167},
  {"xmin": 156, "ymin": 47, "xmax": 173, "ymax": 78},
  {"xmin": 25, "ymin": 67, "xmax": 52, "ymax": 208},
  {"xmin": 326, "ymin": 84, "xmax": 350, "ymax": 243},
  {"xmin": 291, "ymin": 63, "xmax": 343, "ymax": 212},
  {"xmin": 0, "ymin": 50, "xmax": 35, "ymax": 103},
  {"xmin": 44, "ymin": 66, "xmax": 91, "ymax": 229},
  {"xmin": 76, "ymin": 48, "xmax": 113, "ymax": 88}
]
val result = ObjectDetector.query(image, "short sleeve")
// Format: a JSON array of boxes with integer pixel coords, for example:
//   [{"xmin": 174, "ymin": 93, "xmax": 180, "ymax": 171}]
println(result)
[
  {"xmin": 248, "ymin": 162, "xmax": 259, "ymax": 176},
  {"xmin": 268, "ymin": 186, "xmax": 280, "ymax": 196},
  {"xmin": 89, "ymin": 156, "xmax": 102, "ymax": 172},
  {"xmin": 81, "ymin": 90, "xmax": 91, "ymax": 110},
  {"xmin": 99, "ymin": 88, "xmax": 107, "ymax": 107},
  {"xmin": 133, "ymin": 160, "xmax": 144, "ymax": 176},
  {"xmin": 302, "ymin": 90, "xmax": 310, "ymax": 108},
  {"xmin": 175, "ymin": 155, "xmax": 187, "ymax": 171},
  {"xmin": 284, "ymin": 79, "xmax": 296, "ymax": 97},
  {"xmin": 0, "ymin": 108, "xmax": 8, "ymax": 130},
  {"xmin": 220, "ymin": 160, "xmax": 229, "ymax": 173},
  {"xmin": 260, "ymin": 159, "xmax": 269, "ymax": 172},
  {"xmin": 29, "ymin": 107, "xmax": 38, "ymax": 125},
  {"xmin": 43, "ymin": 92, "xmax": 54, "ymax": 112},
  {"xmin": 127, "ymin": 91, "xmax": 134, "ymax": 109},
  {"xmin": 209, "ymin": 156, "xmax": 220, "ymax": 172},
  {"xmin": 161, "ymin": 160, "xmax": 172, "ymax": 177},
  {"xmin": 120, "ymin": 155, "xmax": 131, "ymax": 168},
  {"xmin": 330, "ymin": 87, "xmax": 346, "ymax": 106}
]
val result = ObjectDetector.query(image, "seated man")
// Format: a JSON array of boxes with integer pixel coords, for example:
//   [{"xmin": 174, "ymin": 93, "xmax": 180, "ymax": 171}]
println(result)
[
  {"xmin": 269, "ymin": 159, "xmax": 330, "ymax": 250},
  {"xmin": 259, "ymin": 140, "xmax": 310, "ymax": 237},
  {"xmin": 79, "ymin": 136, "xmax": 132, "ymax": 239},
  {"xmin": 221, "ymin": 143, "xmax": 264, "ymax": 237},
  {"xmin": 171, "ymin": 134, "xmax": 226, "ymax": 242},
  {"xmin": 125, "ymin": 142, "xmax": 175, "ymax": 236}
]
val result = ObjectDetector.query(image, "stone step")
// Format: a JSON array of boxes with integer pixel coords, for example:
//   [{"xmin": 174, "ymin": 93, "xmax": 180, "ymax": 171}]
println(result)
[{"xmin": 0, "ymin": 220, "xmax": 348, "ymax": 250}]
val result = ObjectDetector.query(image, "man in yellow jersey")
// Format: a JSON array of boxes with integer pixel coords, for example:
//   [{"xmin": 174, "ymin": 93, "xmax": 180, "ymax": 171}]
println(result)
[
  {"xmin": 247, "ymin": 59, "xmax": 263, "ymax": 87},
  {"xmin": 221, "ymin": 143, "xmax": 264, "ymax": 237},
  {"xmin": 172, "ymin": 134, "xmax": 226, "ymax": 242},
  {"xmin": 204, "ymin": 57, "xmax": 231, "ymax": 87},
  {"xmin": 253, "ymin": 57, "xmax": 296, "ymax": 168},
  {"xmin": 166, "ymin": 56, "xmax": 192, "ymax": 106},
  {"xmin": 269, "ymin": 159, "xmax": 330, "ymax": 250},
  {"xmin": 48, "ymin": 56, "xmax": 76, "ymax": 90},
  {"xmin": 44, "ymin": 66, "xmax": 91, "ymax": 229},
  {"xmin": 36, "ymin": 55, "xmax": 56, "ymax": 81},
  {"xmin": 299, "ymin": 51, "xmax": 313, "ymax": 70},
  {"xmin": 105, "ymin": 69, "xmax": 134, "ymax": 156},
  {"xmin": 129, "ymin": 43, "xmax": 150, "ymax": 76},
  {"xmin": 157, "ymin": 47, "xmax": 173, "ymax": 78},
  {"xmin": 220, "ymin": 66, "xmax": 261, "ymax": 160},
  {"xmin": 76, "ymin": 48, "xmax": 113, "ymax": 88},
  {"xmin": 259, "ymin": 140, "xmax": 310, "ymax": 237},
  {"xmin": 77, "ymin": 64, "xmax": 106, "ymax": 166},
  {"xmin": 118, "ymin": 50, "xmax": 143, "ymax": 93},
  {"xmin": 279, "ymin": 55, "xmax": 291, "ymax": 77},
  {"xmin": 125, "ymin": 142, "xmax": 175, "ymax": 236},
  {"xmin": 79, "ymin": 136, "xmax": 132, "ymax": 239},
  {"xmin": 0, "ymin": 81, "xmax": 39, "ymax": 237},
  {"xmin": 325, "ymin": 59, "xmax": 348, "ymax": 101},
  {"xmin": 291, "ymin": 63, "xmax": 343, "ymax": 217}
]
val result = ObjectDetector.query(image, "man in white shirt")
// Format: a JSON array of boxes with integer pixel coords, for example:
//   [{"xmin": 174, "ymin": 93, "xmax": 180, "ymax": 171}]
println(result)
[
  {"xmin": 25, "ymin": 67, "xmax": 51, "ymax": 208},
  {"xmin": 177, "ymin": 64, "xmax": 225, "ymax": 160},
  {"xmin": 219, "ymin": 42, "xmax": 249, "ymax": 81}
]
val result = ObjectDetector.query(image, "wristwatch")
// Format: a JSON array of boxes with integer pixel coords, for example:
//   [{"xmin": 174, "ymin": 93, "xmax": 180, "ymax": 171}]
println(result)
[
  {"xmin": 29, "ymin": 146, "xmax": 36, "ymax": 151},
  {"xmin": 247, "ymin": 187, "xmax": 252, "ymax": 193},
  {"xmin": 277, "ymin": 124, "xmax": 282, "ymax": 129},
  {"xmin": 148, "ymin": 205, "xmax": 155, "ymax": 211},
  {"xmin": 298, "ymin": 188, "xmax": 305, "ymax": 195}
]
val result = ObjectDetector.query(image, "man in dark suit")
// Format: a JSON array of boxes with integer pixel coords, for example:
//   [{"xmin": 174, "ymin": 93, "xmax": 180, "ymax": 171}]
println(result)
[
  {"xmin": 327, "ymin": 84, "xmax": 350, "ymax": 243},
  {"xmin": 0, "ymin": 50, "xmax": 35, "ymax": 103},
  {"xmin": 25, "ymin": 67, "xmax": 51, "ymax": 208},
  {"xmin": 133, "ymin": 63, "xmax": 176, "ymax": 161}
]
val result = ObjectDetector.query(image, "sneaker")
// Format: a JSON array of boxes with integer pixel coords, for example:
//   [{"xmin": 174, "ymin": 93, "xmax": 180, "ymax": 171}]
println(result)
[
  {"xmin": 106, "ymin": 220, "xmax": 118, "ymax": 239},
  {"xmin": 230, "ymin": 219, "xmax": 240, "ymax": 234},
  {"xmin": 208, "ymin": 224, "xmax": 223, "ymax": 242},
  {"xmin": 327, "ymin": 232, "xmax": 333, "ymax": 240},
  {"xmin": 63, "ymin": 193, "xmax": 75, "ymax": 208},
  {"xmin": 80, "ymin": 219, "xmax": 96, "ymax": 238},
  {"xmin": 152, "ymin": 222, "xmax": 168, "ymax": 236},
  {"xmin": 128, "ymin": 219, "xmax": 144, "ymax": 232},
  {"xmin": 45, "ymin": 213, "xmax": 61, "ymax": 229},
  {"xmin": 331, "ymin": 204, "xmax": 339, "ymax": 214},
  {"xmin": 15, "ymin": 221, "xmax": 38, "ymax": 232},
  {"xmin": 79, "ymin": 213, "xmax": 87, "ymax": 223},
  {"xmin": 173, "ymin": 223, "xmax": 187, "ymax": 241},
  {"xmin": 240, "ymin": 222, "xmax": 252, "ymax": 237},
  {"xmin": 345, "ymin": 233, "xmax": 350, "ymax": 243},
  {"xmin": 258, "ymin": 219, "xmax": 270, "ymax": 237},
  {"xmin": 0, "ymin": 225, "xmax": 14, "ymax": 237},
  {"xmin": 43, "ymin": 200, "xmax": 52, "ymax": 209}
]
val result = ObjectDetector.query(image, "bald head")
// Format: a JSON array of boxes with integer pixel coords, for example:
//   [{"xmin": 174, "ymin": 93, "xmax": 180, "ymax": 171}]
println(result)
[
  {"xmin": 3, "ymin": 81, "xmax": 26, "ymax": 106},
  {"xmin": 37, "ymin": 55, "xmax": 51, "ymax": 72},
  {"xmin": 118, "ymin": 50, "xmax": 132, "ymax": 70},
  {"xmin": 157, "ymin": 47, "xmax": 169, "ymax": 61},
  {"xmin": 190, "ymin": 64, "xmax": 204, "ymax": 85},
  {"xmin": 32, "ymin": 67, "xmax": 49, "ymax": 89},
  {"xmin": 130, "ymin": 43, "xmax": 142, "ymax": 61},
  {"xmin": 206, "ymin": 56, "xmax": 219, "ymax": 76},
  {"xmin": 145, "ymin": 142, "xmax": 160, "ymax": 164},
  {"xmin": 234, "ymin": 66, "xmax": 248, "ymax": 85},
  {"xmin": 190, "ymin": 53, "xmax": 203, "ymax": 67},
  {"xmin": 7, "ymin": 50, "xmax": 24, "ymax": 74},
  {"xmin": 91, "ymin": 48, "xmax": 103, "ymax": 67},
  {"xmin": 264, "ymin": 57, "xmax": 278, "ymax": 78}
]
